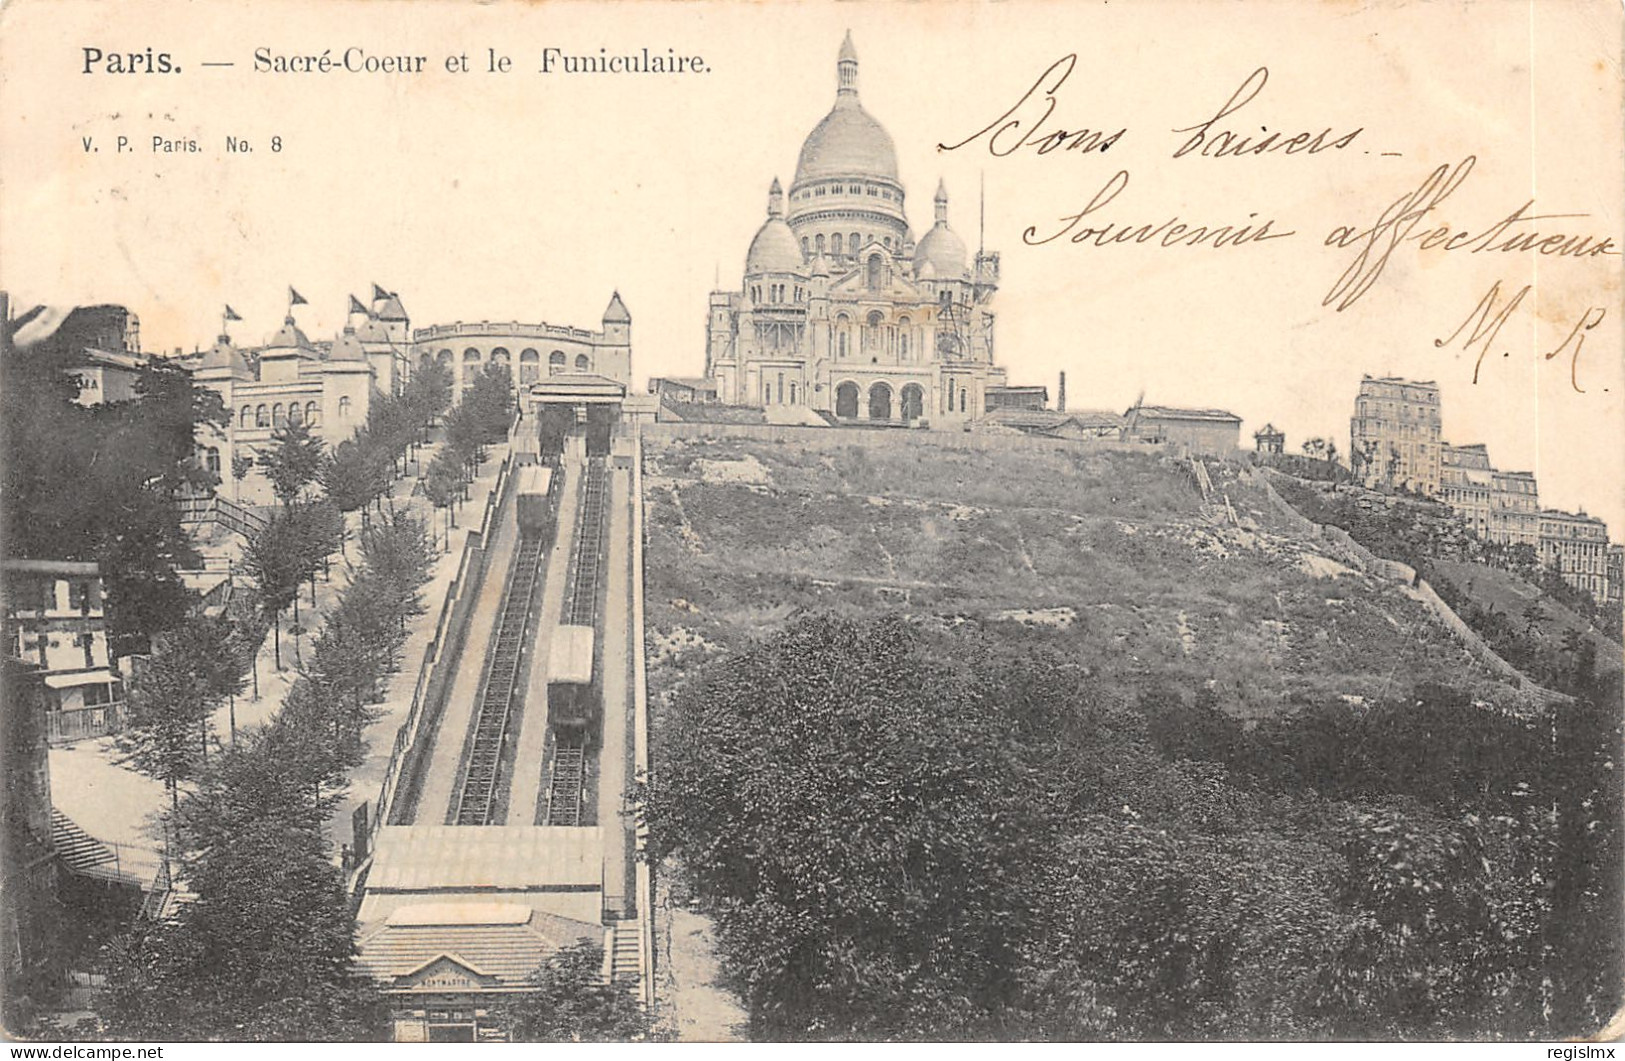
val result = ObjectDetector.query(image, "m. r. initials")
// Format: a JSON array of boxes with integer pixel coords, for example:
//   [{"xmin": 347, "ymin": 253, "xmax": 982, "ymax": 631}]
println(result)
[{"xmin": 1435, "ymin": 279, "xmax": 1606, "ymax": 392}]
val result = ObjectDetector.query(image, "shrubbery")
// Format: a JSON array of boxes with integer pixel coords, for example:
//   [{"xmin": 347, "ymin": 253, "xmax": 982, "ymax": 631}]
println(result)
[{"xmin": 650, "ymin": 614, "xmax": 1622, "ymax": 1041}]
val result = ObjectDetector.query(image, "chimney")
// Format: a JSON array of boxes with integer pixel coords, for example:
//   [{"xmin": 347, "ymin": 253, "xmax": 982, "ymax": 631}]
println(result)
[{"xmin": 1057, "ymin": 371, "xmax": 1067, "ymax": 413}]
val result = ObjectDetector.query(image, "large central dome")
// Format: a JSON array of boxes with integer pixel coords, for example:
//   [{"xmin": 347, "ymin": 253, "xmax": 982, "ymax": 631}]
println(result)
[
  {"xmin": 792, "ymin": 32, "xmax": 899, "ymax": 185},
  {"xmin": 794, "ymin": 101, "xmax": 899, "ymax": 184}
]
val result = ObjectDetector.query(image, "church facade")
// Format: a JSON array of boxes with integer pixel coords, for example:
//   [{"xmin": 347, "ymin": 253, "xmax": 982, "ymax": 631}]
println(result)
[{"xmin": 704, "ymin": 34, "xmax": 1007, "ymax": 427}]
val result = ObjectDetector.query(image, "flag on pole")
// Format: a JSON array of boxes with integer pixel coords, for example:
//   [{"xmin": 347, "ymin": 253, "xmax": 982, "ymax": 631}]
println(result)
[
  {"xmin": 372, "ymin": 282, "xmax": 389, "ymax": 302},
  {"xmin": 348, "ymin": 295, "xmax": 367, "ymax": 315},
  {"xmin": 288, "ymin": 287, "xmax": 308, "ymax": 307},
  {"xmin": 223, "ymin": 305, "xmax": 242, "ymax": 321}
]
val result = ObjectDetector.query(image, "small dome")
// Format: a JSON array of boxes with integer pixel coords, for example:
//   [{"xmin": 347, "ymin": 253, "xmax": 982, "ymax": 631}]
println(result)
[
  {"xmin": 746, "ymin": 218, "xmax": 804, "ymax": 276},
  {"xmin": 264, "ymin": 316, "xmax": 315, "ymax": 355},
  {"xmin": 199, "ymin": 335, "xmax": 251, "ymax": 376},
  {"xmin": 328, "ymin": 326, "xmax": 367, "ymax": 362},
  {"xmin": 914, "ymin": 224, "xmax": 967, "ymax": 279}
]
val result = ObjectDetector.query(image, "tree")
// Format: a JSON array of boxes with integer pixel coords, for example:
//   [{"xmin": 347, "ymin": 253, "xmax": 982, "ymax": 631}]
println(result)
[
  {"xmin": 320, "ymin": 435, "xmax": 388, "ymax": 525},
  {"xmin": 257, "ymin": 420, "xmax": 325, "ymax": 507},
  {"xmin": 242, "ymin": 508, "xmax": 323, "ymax": 670},
  {"xmin": 647, "ymin": 615, "xmax": 1056, "ymax": 1039},
  {"xmin": 100, "ymin": 729, "xmax": 384, "ymax": 1041},
  {"xmin": 494, "ymin": 942, "xmax": 654, "ymax": 1042},
  {"xmin": 118, "ymin": 637, "xmax": 214, "ymax": 834},
  {"xmin": 1, "ymin": 336, "xmax": 219, "ymax": 654}
]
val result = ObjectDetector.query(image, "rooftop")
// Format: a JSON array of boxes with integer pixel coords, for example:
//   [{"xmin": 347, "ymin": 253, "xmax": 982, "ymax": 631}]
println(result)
[{"xmin": 1133, "ymin": 405, "xmax": 1243, "ymax": 423}]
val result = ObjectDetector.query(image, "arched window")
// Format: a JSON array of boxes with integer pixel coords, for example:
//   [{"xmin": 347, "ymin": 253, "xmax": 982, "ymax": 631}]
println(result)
[
  {"xmin": 835, "ymin": 316, "xmax": 850, "ymax": 359},
  {"xmin": 339, "ymin": 396, "xmax": 352, "ymax": 419},
  {"xmin": 306, "ymin": 401, "xmax": 319, "ymax": 426},
  {"xmin": 288, "ymin": 402, "xmax": 303, "ymax": 425},
  {"xmin": 869, "ymin": 382, "xmax": 893, "ymax": 421},
  {"xmin": 463, "ymin": 348, "xmax": 481, "ymax": 362},
  {"xmin": 790, "ymin": 382, "xmax": 798, "ymax": 404},
  {"xmin": 550, "ymin": 350, "xmax": 566, "ymax": 374},
  {"xmin": 520, "ymin": 348, "xmax": 540, "ymax": 363},
  {"xmin": 575, "ymin": 353, "xmax": 591, "ymax": 371},
  {"xmin": 437, "ymin": 349, "xmax": 453, "ymax": 364},
  {"xmin": 490, "ymin": 347, "xmax": 510, "ymax": 364},
  {"xmin": 256, "ymin": 404, "xmax": 268, "ymax": 427},
  {"xmin": 867, "ymin": 256, "xmax": 884, "ymax": 290},
  {"xmin": 835, "ymin": 381, "xmax": 859, "ymax": 419},
  {"xmin": 960, "ymin": 388, "xmax": 968, "ymax": 413},
  {"xmin": 900, "ymin": 384, "xmax": 924, "ymax": 423},
  {"xmin": 272, "ymin": 403, "xmax": 286, "ymax": 427},
  {"xmin": 205, "ymin": 447, "xmax": 221, "ymax": 477},
  {"xmin": 898, "ymin": 318, "xmax": 911, "ymax": 360},
  {"xmin": 240, "ymin": 405, "xmax": 252, "ymax": 428},
  {"xmin": 801, "ymin": 237, "xmax": 810, "ymax": 257},
  {"xmin": 832, "ymin": 233, "xmax": 843, "ymax": 255},
  {"xmin": 816, "ymin": 234, "xmax": 826, "ymax": 254},
  {"xmin": 850, "ymin": 232, "xmax": 861, "ymax": 253},
  {"xmin": 520, "ymin": 349, "xmax": 540, "ymax": 384}
]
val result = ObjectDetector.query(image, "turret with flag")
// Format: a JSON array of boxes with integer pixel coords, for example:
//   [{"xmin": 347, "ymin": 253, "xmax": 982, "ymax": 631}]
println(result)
[
  {"xmin": 348, "ymin": 294, "xmax": 368, "ymax": 316},
  {"xmin": 221, "ymin": 304, "xmax": 242, "ymax": 339}
]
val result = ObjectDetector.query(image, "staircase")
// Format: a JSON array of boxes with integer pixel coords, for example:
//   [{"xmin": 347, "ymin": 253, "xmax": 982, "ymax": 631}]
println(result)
[
  {"xmin": 50, "ymin": 809, "xmax": 117, "ymax": 873},
  {"xmin": 608, "ymin": 918, "xmax": 644, "ymax": 994}
]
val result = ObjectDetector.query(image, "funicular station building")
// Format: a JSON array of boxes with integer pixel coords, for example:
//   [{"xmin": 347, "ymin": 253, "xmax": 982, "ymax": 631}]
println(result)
[{"xmin": 352, "ymin": 327, "xmax": 647, "ymax": 1042}]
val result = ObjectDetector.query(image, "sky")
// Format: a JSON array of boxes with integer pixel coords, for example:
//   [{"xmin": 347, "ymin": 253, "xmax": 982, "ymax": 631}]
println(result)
[{"xmin": 2, "ymin": 0, "xmax": 1621, "ymax": 535}]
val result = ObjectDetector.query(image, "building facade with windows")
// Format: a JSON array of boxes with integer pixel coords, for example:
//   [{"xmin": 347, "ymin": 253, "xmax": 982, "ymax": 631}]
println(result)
[
  {"xmin": 1440, "ymin": 443, "xmax": 1494, "ymax": 539},
  {"xmin": 703, "ymin": 34, "xmax": 1009, "ymax": 426},
  {"xmin": 194, "ymin": 301, "xmax": 385, "ymax": 507},
  {"xmin": 1351, "ymin": 376, "xmax": 1442, "ymax": 495},
  {"xmin": 1, "ymin": 560, "xmax": 123, "ymax": 738},
  {"xmin": 411, "ymin": 293, "xmax": 632, "ymax": 399},
  {"xmin": 1488, "ymin": 469, "xmax": 1541, "ymax": 550},
  {"xmin": 1538, "ymin": 509, "xmax": 1610, "ymax": 601},
  {"xmin": 1121, "ymin": 405, "xmax": 1242, "ymax": 456}
]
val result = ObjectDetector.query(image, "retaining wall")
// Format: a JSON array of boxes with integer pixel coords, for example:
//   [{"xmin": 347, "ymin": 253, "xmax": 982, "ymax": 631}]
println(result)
[
  {"xmin": 643, "ymin": 420, "xmax": 1158, "ymax": 458},
  {"xmin": 1254, "ymin": 468, "xmax": 1556, "ymax": 697}
]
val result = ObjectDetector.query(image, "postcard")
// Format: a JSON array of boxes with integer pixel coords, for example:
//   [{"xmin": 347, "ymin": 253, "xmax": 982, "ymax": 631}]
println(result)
[{"xmin": 1, "ymin": 0, "xmax": 1621, "ymax": 1047}]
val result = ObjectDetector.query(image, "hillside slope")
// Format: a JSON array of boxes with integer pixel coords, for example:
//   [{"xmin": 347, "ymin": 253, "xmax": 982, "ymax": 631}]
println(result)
[{"xmin": 642, "ymin": 434, "xmax": 1537, "ymax": 721}]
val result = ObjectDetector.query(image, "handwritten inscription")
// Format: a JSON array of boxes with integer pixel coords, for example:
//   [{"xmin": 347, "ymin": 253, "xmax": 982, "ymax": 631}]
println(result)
[
  {"xmin": 941, "ymin": 55, "xmax": 1617, "ymax": 390},
  {"xmin": 1434, "ymin": 280, "xmax": 1609, "ymax": 393},
  {"xmin": 936, "ymin": 55, "xmax": 1124, "ymax": 158},
  {"xmin": 1023, "ymin": 170, "xmax": 1295, "ymax": 248},
  {"xmin": 1171, "ymin": 67, "xmax": 1362, "ymax": 159},
  {"xmin": 1323, "ymin": 156, "xmax": 1617, "ymax": 311}
]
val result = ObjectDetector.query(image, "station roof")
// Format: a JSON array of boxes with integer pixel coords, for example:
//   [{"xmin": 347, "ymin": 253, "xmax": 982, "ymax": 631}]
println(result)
[
  {"xmin": 528, "ymin": 374, "xmax": 626, "ymax": 404},
  {"xmin": 362, "ymin": 825, "xmax": 603, "ymax": 893}
]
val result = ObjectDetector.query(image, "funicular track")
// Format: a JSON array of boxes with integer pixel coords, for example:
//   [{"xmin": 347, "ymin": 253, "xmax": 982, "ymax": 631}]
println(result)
[
  {"xmin": 564, "ymin": 456, "xmax": 609, "ymax": 628},
  {"xmin": 545, "ymin": 455, "xmax": 609, "ymax": 827},
  {"xmin": 452, "ymin": 532, "xmax": 547, "ymax": 825}
]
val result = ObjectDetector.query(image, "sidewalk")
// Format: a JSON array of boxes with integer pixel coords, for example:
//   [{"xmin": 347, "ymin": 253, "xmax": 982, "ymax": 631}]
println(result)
[{"xmin": 47, "ymin": 444, "xmax": 510, "ymax": 866}]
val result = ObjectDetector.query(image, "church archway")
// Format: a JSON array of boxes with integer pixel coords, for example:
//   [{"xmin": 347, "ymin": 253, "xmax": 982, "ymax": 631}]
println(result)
[
  {"xmin": 835, "ymin": 381, "xmax": 860, "ymax": 419},
  {"xmin": 868, "ymin": 381, "xmax": 893, "ymax": 422},
  {"xmin": 900, "ymin": 384, "xmax": 924, "ymax": 423}
]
